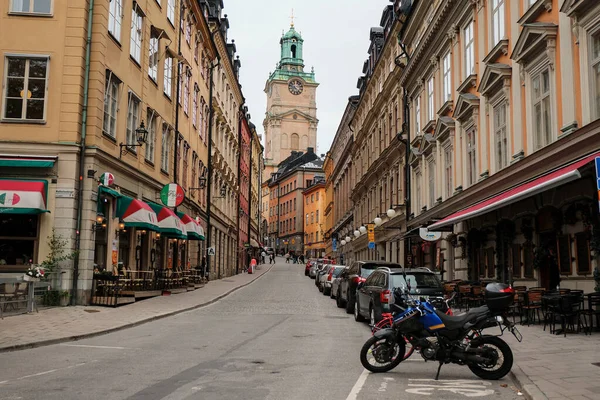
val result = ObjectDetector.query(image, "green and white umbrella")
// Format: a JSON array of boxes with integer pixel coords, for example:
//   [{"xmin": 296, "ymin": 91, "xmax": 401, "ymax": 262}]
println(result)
[
  {"xmin": 117, "ymin": 198, "xmax": 158, "ymax": 230},
  {"xmin": 148, "ymin": 203, "xmax": 187, "ymax": 238},
  {"xmin": 178, "ymin": 213, "xmax": 205, "ymax": 240}
]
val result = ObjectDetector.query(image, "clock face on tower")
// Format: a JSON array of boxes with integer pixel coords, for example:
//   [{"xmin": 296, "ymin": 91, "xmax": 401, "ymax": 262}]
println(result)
[{"xmin": 288, "ymin": 79, "xmax": 303, "ymax": 95}]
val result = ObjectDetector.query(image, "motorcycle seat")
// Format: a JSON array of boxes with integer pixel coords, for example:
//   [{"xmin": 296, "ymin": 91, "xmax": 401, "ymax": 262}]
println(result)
[{"xmin": 434, "ymin": 305, "xmax": 489, "ymax": 331}]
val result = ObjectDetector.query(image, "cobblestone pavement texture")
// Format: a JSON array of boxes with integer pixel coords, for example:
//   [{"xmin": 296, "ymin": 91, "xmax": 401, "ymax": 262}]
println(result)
[
  {"xmin": 1, "ymin": 260, "xmax": 599, "ymax": 400},
  {"xmin": 0, "ymin": 264, "xmax": 272, "ymax": 352}
]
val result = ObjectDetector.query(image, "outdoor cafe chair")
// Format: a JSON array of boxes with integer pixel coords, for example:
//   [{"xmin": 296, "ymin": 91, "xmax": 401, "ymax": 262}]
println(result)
[
  {"xmin": 522, "ymin": 289, "xmax": 545, "ymax": 325},
  {"xmin": 581, "ymin": 292, "xmax": 600, "ymax": 333}
]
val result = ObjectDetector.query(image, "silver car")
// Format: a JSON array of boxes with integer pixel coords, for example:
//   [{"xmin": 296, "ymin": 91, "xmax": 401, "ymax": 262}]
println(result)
[
  {"xmin": 330, "ymin": 266, "xmax": 349, "ymax": 299},
  {"xmin": 320, "ymin": 265, "xmax": 346, "ymax": 296}
]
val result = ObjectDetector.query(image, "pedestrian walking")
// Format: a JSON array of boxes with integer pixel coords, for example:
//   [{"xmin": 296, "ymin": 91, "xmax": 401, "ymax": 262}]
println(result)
[
  {"xmin": 261, "ymin": 251, "xmax": 266, "ymax": 264},
  {"xmin": 270, "ymin": 254, "xmax": 275, "ymax": 264},
  {"xmin": 285, "ymin": 253, "xmax": 290, "ymax": 263}
]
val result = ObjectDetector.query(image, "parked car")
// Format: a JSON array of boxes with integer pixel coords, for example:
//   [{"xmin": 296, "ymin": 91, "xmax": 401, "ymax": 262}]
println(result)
[
  {"xmin": 320, "ymin": 265, "xmax": 345, "ymax": 296},
  {"xmin": 354, "ymin": 267, "xmax": 444, "ymax": 325},
  {"xmin": 309, "ymin": 258, "xmax": 333, "ymax": 279},
  {"xmin": 305, "ymin": 258, "xmax": 317, "ymax": 276},
  {"xmin": 336, "ymin": 261, "xmax": 403, "ymax": 314},
  {"xmin": 314, "ymin": 263, "xmax": 330, "ymax": 287},
  {"xmin": 330, "ymin": 266, "xmax": 349, "ymax": 299}
]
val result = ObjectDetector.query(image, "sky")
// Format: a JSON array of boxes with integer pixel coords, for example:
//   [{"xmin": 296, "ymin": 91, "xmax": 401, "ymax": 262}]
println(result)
[{"xmin": 223, "ymin": 0, "xmax": 389, "ymax": 155}]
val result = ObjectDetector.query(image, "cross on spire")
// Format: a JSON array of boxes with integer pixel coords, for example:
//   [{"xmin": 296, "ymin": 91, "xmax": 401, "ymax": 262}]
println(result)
[{"xmin": 290, "ymin": 8, "xmax": 295, "ymax": 27}]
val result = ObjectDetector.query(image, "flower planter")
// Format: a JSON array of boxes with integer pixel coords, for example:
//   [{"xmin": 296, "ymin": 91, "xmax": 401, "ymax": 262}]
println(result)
[{"xmin": 23, "ymin": 274, "xmax": 40, "ymax": 282}]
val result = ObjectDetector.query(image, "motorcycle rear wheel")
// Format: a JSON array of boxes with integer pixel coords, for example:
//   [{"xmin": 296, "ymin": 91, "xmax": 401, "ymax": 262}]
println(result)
[
  {"xmin": 360, "ymin": 335, "xmax": 405, "ymax": 373},
  {"xmin": 467, "ymin": 336, "xmax": 513, "ymax": 380}
]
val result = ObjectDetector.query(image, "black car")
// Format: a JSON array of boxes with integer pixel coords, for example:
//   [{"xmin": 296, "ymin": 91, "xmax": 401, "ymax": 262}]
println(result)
[
  {"xmin": 335, "ymin": 261, "xmax": 402, "ymax": 314},
  {"xmin": 355, "ymin": 267, "xmax": 444, "ymax": 325}
]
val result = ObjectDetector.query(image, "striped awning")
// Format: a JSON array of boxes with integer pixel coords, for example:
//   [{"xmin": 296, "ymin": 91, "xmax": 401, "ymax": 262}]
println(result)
[
  {"xmin": 0, "ymin": 155, "xmax": 56, "ymax": 168},
  {"xmin": 0, "ymin": 180, "xmax": 49, "ymax": 214},
  {"xmin": 116, "ymin": 197, "xmax": 158, "ymax": 231},
  {"xmin": 177, "ymin": 213, "xmax": 205, "ymax": 240},
  {"xmin": 148, "ymin": 203, "xmax": 187, "ymax": 238}
]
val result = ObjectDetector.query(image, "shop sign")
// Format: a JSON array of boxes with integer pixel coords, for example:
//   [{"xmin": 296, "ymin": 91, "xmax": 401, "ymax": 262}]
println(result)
[
  {"xmin": 99, "ymin": 172, "xmax": 114, "ymax": 186},
  {"xmin": 420, "ymin": 228, "xmax": 441, "ymax": 242},
  {"xmin": 56, "ymin": 189, "xmax": 75, "ymax": 198},
  {"xmin": 595, "ymin": 157, "xmax": 600, "ymax": 212},
  {"xmin": 332, "ymin": 238, "xmax": 337, "ymax": 252},
  {"xmin": 160, "ymin": 183, "xmax": 185, "ymax": 207},
  {"xmin": 367, "ymin": 223, "xmax": 375, "ymax": 243},
  {"xmin": 291, "ymin": 239, "xmax": 295, "ymax": 245},
  {"xmin": 207, "ymin": 247, "xmax": 215, "ymax": 256}
]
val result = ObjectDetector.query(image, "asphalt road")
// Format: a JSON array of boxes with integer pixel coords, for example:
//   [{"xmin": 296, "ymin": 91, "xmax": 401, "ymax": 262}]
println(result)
[{"xmin": 0, "ymin": 260, "xmax": 522, "ymax": 400}]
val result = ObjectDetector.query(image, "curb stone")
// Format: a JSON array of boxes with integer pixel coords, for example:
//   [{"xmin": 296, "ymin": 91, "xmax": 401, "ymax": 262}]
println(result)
[
  {"xmin": 0, "ymin": 265, "xmax": 274, "ymax": 353},
  {"xmin": 510, "ymin": 363, "xmax": 548, "ymax": 400}
]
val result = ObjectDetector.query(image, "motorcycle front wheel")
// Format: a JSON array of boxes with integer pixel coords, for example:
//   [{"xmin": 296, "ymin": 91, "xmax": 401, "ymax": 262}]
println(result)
[
  {"xmin": 467, "ymin": 336, "xmax": 514, "ymax": 380},
  {"xmin": 360, "ymin": 335, "xmax": 405, "ymax": 373}
]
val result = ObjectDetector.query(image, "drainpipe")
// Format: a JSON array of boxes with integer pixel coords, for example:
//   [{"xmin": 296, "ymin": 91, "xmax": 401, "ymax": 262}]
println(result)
[
  {"xmin": 72, "ymin": 0, "xmax": 95, "ymax": 305},
  {"xmin": 172, "ymin": 1, "xmax": 184, "ymax": 272},
  {"xmin": 206, "ymin": 54, "xmax": 220, "ymax": 281},
  {"xmin": 236, "ymin": 110, "xmax": 243, "ymax": 275},
  {"xmin": 248, "ymin": 132, "xmax": 254, "ymax": 261}
]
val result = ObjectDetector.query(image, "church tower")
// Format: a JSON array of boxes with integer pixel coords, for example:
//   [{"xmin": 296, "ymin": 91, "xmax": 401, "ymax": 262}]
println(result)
[{"xmin": 263, "ymin": 22, "xmax": 319, "ymax": 179}]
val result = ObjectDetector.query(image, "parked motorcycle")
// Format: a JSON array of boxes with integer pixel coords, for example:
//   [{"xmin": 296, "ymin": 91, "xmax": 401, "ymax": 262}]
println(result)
[{"xmin": 359, "ymin": 282, "xmax": 522, "ymax": 380}]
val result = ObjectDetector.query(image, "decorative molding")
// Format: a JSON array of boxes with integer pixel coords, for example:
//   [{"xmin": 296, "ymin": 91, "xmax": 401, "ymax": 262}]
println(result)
[
  {"xmin": 511, "ymin": 23, "xmax": 558, "ymax": 68},
  {"xmin": 478, "ymin": 170, "xmax": 489, "ymax": 181},
  {"xmin": 430, "ymin": 56, "xmax": 439, "ymax": 71},
  {"xmin": 437, "ymin": 99, "xmax": 454, "ymax": 116},
  {"xmin": 560, "ymin": 121, "xmax": 579, "ymax": 136},
  {"xmin": 447, "ymin": 24, "xmax": 459, "ymax": 45},
  {"xmin": 478, "ymin": 63, "xmax": 512, "ymax": 98},
  {"xmin": 482, "ymin": 39, "xmax": 509, "ymax": 65},
  {"xmin": 457, "ymin": 74, "xmax": 478, "ymax": 94},
  {"xmin": 423, "ymin": 119, "xmax": 437, "ymax": 133},
  {"xmin": 511, "ymin": 150, "xmax": 525, "ymax": 162},
  {"xmin": 518, "ymin": 0, "xmax": 553, "ymax": 25},
  {"xmin": 546, "ymin": 37, "xmax": 556, "ymax": 70}
]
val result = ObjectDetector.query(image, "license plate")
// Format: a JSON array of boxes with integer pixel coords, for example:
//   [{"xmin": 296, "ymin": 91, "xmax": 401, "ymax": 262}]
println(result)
[{"xmin": 511, "ymin": 326, "xmax": 523, "ymax": 342}]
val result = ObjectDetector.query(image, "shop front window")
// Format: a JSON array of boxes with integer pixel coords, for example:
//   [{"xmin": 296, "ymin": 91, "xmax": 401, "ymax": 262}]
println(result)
[{"xmin": 0, "ymin": 214, "xmax": 38, "ymax": 270}]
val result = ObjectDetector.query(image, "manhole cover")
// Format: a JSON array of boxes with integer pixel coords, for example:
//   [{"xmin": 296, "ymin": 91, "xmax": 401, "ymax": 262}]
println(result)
[{"xmin": 84, "ymin": 309, "xmax": 100, "ymax": 313}]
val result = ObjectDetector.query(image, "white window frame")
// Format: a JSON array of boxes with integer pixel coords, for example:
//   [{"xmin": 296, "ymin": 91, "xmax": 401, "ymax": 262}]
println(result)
[
  {"xmin": 428, "ymin": 158, "xmax": 436, "ymax": 208},
  {"xmin": 464, "ymin": 21, "xmax": 475, "ymax": 78},
  {"xmin": 2, "ymin": 55, "xmax": 49, "ymax": 122},
  {"xmin": 185, "ymin": 17, "xmax": 192, "ymax": 45},
  {"xmin": 145, "ymin": 109, "xmax": 156, "ymax": 163},
  {"xmin": 192, "ymin": 84, "xmax": 199, "ymax": 127},
  {"xmin": 130, "ymin": 7, "xmax": 143, "ymax": 63},
  {"xmin": 183, "ymin": 69, "xmax": 190, "ymax": 114},
  {"xmin": 493, "ymin": 100, "xmax": 508, "ymax": 171},
  {"xmin": 491, "ymin": 0, "xmax": 505, "ymax": 46},
  {"xmin": 167, "ymin": 0, "xmax": 175, "ymax": 25},
  {"xmin": 590, "ymin": 29, "xmax": 600, "ymax": 120},
  {"xmin": 444, "ymin": 144, "xmax": 453, "ymax": 199},
  {"xmin": 442, "ymin": 52, "xmax": 451, "ymax": 103},
  {"xmin": 103, "ymin": 72, "xmax": 120, "ymax": 138},
  {"xmin": 149, "ymin": 36, "xmax": 159, "ymax": 81},
  {"xmin": 10, "ymin": 0, "xmax": 53, "ymax": 15},
  {"xmin": 163, "ymin": 57, "xmax": 173, "ymax": 98},
  {"xmin": 466, "ymin": 125, "xmax": 477, "ymax": 186},
  {"xmin": 530, "ymin": 64, "xmax": 553, "ymax": 151},
  {"xmin": 126, "ymin": 92, "xmax": 141, "ymax": 152},
  {"xmin": 414, "ymin": 168, "xmax": 422, "ymax": 213},
  {"xmin": 108, "ymin": 0, "xmax": 123, "ymax": 41},
  {"xmin": 161, "ymin": 124, "xmax": 170, "ymax": 172},
  {"xmin": 427, "ymin": 77, "xmax": 434, "ymax": 122},
  {"xmin": 414, "ymin": 94, "xmax": 421, "ymax": 133}
]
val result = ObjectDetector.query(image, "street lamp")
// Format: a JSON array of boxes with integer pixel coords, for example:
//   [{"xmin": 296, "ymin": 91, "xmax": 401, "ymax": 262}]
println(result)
[
  {"xmin": 345, "ymin": 235, "xmax": 351, "ymax": 242},
  {"xmin": 374, "ymin": 216, "xmax": 383, "ymax": 227},
  {"xmin": 341, "ymin": 239, "xmax": 346, "ymax": 246},
  {"xmin": 354, "ymin": 230, "xmax": 360, "ymax": 238},
  {"xmin": 119, "ymin": 121, "xmax": 148, "ymax": 158},
  {"xmin": 359, "ymin": 225, "xmax": 367, "ymax": 234}
]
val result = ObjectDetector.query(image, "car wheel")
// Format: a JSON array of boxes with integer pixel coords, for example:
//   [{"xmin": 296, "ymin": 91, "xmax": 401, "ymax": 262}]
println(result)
[
  {"xmin": 345, "ymin": 293, "xmax": 354, "ymax": 314},
  {"xmin": 354, "ymin": 299, "xmax": 365, "ymax": 322},
  {"xmin": 322, "ymin": 287, "xmax": 329, "ymax": 296},
  {"xmin": 330, "ymin": 288, "xmax": 335, "ymax": 299},
  {"xmin": 336, "ymin": 290, "xmax": 344, "ymax": 308}
]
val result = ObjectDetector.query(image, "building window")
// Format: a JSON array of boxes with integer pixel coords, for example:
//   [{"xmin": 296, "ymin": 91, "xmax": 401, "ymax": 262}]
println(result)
[
  {"xmin": 442, "ymin": 52, "xmax": 451, "ymax": 103},
  {"xmin": 427, "ymin": 77, "xmax": 434, "ymax": 121},
  {"xmin": 311, "ymin": 212, "xmax": 314, "ymax": 224},
  {"xmin": 591, "ymin": 31, "xmax": 600, "ymax": 119},
  {"xmin": 415, "ymin": 170, "xmax": 422, "ymax": 212},
  {"xmin": 306, "ymin": 213, "xmax": 309, "ymax": 225},
  {"xmin": 415, "ymin": 95, "xmax": 421, "ymax": 133},
  {"xmin": 126, "ymin": 94, "xmax": 141, "ymax": 151},
  {"xmin": 311, "ymin": 194, "xmax": 314, "ymax": 203},
  {"xmin": 494, "ymin": 102, "xmax": 508, "ymax": 170},
  {"xmin": 491, "ymin": 0, "xmax": 505, "ymax": 45},
  {"xmin": 428, "ymin": 159, "xmax": 436, "ymax": 207},
  {"xmin": 10, "ymin": 0, "xmax": 52, "ymax": 14},
  {"xmin": 444, "ymin": 146, "xmax": 453, "ymax": 199},
  {"xmin": 103, "ymin": 73, "xmax": 119, "ymax": 137},
  {"xmin": 145, "ymin": 109, "xmax": 156, "ymax": 163},
  {"xmin": 182, "ymin": 143, "xmax": 189, "ymax": 190},
  {"xmin": 464, "ymin": 21, "xmax": 474, "ymax": 78},
  {"xmin": 167, "ymin": 0, "xmax": 175, "ymax": 25},
  {"xmin": 161, "ymin": 125, "xmax": 170, "ymax": 172},
  {"xmin": 164, "ymin": 57, "xmax": 173, "ymax": 97},
  {"xmin": 130, "ymin": 7, "xmax": 143, "ymax": 63},
  {"xmin": 185, "ymin": 17, "xmax": 192, "ymax": 45},
  {"xmin": 316, "ymin": 210, "xmax": 319, "ymax": 223},
  {"xmin": 316, "ymin": 192, "xmax": 319, "ymax": 201},
  {"xmin": 149, "ymin": 35, "xmax": 159, "ymax": 82},
  {"xmin": 467, "ymin": 128, "xmax": 477, "ymax": 186},
  {"xmin": 108, "ymin": 0, "xmax": 122, "ymax": 40},
  {"xmin": 3, "ymin": 56, "xmax": 48, "ymax": 121},
  {"xmin": 192, "ymin": 85, "xmax": 199, "ymax": 127},
  {"xmin": 532, "ymin": 67, "xmax": 552, "ymax": 150}
]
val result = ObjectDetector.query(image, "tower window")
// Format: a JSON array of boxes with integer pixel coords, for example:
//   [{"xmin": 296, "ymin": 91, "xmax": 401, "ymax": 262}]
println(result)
[{"xmin": 291, "ymin": 44, "xmax": 297, "ymax": 59}]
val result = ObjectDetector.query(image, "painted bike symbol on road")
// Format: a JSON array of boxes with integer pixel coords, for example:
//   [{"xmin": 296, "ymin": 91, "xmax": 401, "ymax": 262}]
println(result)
[{"xmin": 406, "ymin": 379, "xmax": 494, "ymax": 397}]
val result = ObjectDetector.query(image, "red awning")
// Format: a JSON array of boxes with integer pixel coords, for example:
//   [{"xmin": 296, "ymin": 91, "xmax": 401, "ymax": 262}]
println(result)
[{"xmin": 428, "ymin": 151, "xmax": 600, "ymax": 231}]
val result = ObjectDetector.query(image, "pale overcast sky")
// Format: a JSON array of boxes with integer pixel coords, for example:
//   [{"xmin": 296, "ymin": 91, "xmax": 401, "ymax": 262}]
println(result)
[{"xmin": 223, "ymin": 0, "xmax": 389, "ymax": 155}]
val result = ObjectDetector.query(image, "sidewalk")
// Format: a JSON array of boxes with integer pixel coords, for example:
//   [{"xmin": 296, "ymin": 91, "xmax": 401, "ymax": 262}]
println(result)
[
  {"xmin": 0, "ymin": 264, "xmax": 273, "ymax": 352},
  {"xmin": 505, "ymin": 322, "xmax": 600, "ymax": 400}
]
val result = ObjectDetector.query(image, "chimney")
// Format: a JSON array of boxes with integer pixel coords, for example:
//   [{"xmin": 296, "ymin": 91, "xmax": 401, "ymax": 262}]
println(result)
[{"xmin": 307, "ymin": 147, "xmax": 314, "ymax": 154}]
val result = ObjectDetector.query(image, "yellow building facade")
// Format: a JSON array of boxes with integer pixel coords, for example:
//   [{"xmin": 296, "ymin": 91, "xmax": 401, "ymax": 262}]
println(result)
[{"xmin": 303, "ymin": 180, "xmax": 326, "ymax": 258}]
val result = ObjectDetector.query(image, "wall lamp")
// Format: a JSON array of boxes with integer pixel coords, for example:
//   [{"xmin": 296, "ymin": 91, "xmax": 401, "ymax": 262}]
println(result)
[
  {"xmin": 119, "ymin": 121, "xmax": 148, "ymax": 158},
  {"xmin": 188, "ymin": 175, "xmax": 207, "ymax": 193},
  {"xmin": 387, "ymin": 204, "xmax": 406, "ymax": 219}
]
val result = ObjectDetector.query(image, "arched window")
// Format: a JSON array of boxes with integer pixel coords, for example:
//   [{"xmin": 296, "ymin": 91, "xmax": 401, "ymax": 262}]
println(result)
[
  {"xmin": 291, "ymin": 133, "xmax": 299, "ymax": 149},
  {"xmin": 281, "ymin": 133, "xmax": 288, "ymax": 149},
  {"xmin": 291, "ymin": 44, "xmax": 297, "ymax": 58}
]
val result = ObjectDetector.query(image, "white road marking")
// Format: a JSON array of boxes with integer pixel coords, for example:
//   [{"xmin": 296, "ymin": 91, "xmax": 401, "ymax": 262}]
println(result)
[
  {"xmin": 59, "ymin": 344, "xmax": 131, "ymax": 350},
  {"xmin": 406, "ymin": 379, "xmax": 494, "ymax": 397},
  {"xmin": 0, "ymin": 361, "xmax": 96, "ymax": 386},
  {"xmin": 346, "ymin": 369, "xmax": 370, "ymax": 400}
]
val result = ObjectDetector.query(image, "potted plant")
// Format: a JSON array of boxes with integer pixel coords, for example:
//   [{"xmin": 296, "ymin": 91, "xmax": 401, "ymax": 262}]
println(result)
[{"xmin": 24, "ymin": 265, "xmax": 45, "ymax": 281}]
